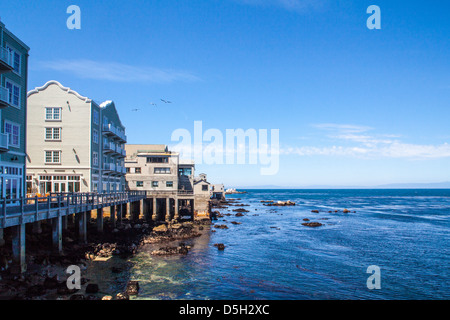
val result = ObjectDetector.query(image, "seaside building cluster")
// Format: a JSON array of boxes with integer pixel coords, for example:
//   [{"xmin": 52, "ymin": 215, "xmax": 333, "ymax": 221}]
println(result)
[{"xmin": 0, "ymin": 21, "xmax": 226, "ymax": 273}]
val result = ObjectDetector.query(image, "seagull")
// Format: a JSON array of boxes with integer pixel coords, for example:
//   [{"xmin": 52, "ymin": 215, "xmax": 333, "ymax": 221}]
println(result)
[
  {"xmin": 131, "ymin": 108, "xmax": 140, "ymax": 112},
  {"xmin": 149, "ymin": 102, "xmax": 157, "ymax": 106},
  {"xmin": 160, "ymin": 99, "xmax": 172, "ymax": 104}
]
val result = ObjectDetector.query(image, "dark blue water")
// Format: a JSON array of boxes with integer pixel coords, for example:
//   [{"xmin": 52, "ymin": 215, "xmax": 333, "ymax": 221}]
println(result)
[{"xmin": 102, "ymin": 189, "xmax": 450, "ymax": 300}]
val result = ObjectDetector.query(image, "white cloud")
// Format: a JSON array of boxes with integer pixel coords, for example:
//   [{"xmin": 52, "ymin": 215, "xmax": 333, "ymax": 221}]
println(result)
[
  {"xmin": 284, "ymin": 123, "xmax": 450, "ymax": 159},
  {"xmin": 36, "ymin": 59, "xmax": 200, "ymax": 83}
]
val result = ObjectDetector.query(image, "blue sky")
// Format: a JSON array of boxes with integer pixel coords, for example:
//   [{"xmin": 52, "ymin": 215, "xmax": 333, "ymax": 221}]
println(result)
[{"xmin": 1, "ymin": 0, "xmax": 449, "ymax": 187}]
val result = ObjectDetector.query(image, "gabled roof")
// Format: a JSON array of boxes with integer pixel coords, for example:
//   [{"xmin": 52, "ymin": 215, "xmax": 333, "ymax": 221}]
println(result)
[
  {"xmin": 99, "ymin": 100, "xmax": 124, "ymax": 128},
  {"xmin": 194, "ymin": 179, "xmax": 210, "ymax": 185},
  {"xmin": 27, "ymin": 80, "xmax": 92, "ymax": 102}
]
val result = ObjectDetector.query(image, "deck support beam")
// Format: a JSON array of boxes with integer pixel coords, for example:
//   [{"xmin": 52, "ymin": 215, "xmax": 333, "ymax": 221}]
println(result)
[
  {"xmin": 165, "ymin": 197, "xmax": 170, "ymax": 222},
  {"xmin": 97, "ymin": 208, "xmax": 104, "ymax": 233},
  {"xmin": 110, "ymin": 205, "xmax": 116, "ymax": 228},
  {"xmin": 174, "ymin": 198, "xmax": 179, "ymax": 221},
  {"xmin": 152, "ymin": 197, "xmax": 157, "ymax": 221},
  {"xmin": 11, "ymin": 224, "xmax": 26, "ymax": 274},
  {"xmin": 52, "ymin": 216, "xmax": 63, "ymax": 254},
  {"xmin": 0, "ymin": 229, "xmax": 4, "ymax": 247},
  {"xmin": 78, "ymin": 211, "xmax": 87, "ymax": 244}
]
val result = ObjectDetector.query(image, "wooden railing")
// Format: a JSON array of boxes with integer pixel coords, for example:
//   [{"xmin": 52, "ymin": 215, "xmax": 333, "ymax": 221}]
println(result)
[{"xmin": 1, "ymin": 191, "xmax": 147, "ymax": 229}]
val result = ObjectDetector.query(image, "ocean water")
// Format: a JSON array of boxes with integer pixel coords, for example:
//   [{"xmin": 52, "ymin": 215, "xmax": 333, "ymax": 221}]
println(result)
[{"xmin": 88, "ymin": 189, "xmax": 450, "ymax": 300}]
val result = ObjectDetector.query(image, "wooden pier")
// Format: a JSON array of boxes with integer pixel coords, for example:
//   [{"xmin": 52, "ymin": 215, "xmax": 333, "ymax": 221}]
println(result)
[{"xmin": 0, "ymin": 191, "xmax": 147, "ymax": 273}]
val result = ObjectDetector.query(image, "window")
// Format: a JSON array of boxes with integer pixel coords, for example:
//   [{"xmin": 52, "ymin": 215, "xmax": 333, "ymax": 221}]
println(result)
[
  {"xmin": 93, "ymin": 109, "xmax": 99, "ymax": 125},
  {"xmin": 126, "ymin": 167, "xmax": 130, "ymax": 173},
  {"xmin": 45, "ymin": 151, "xmax": 61, "ymax": 164},
  {"xmin": 6, "ymin": 45, "xmax": 21, "ymax": 74},
  {"xmin": 179, "ymin": 167, "xmax": 192, "ymax": 176},
  {"xmin": 45, "ymin": 127, "xmax": 61, "ymax": 140},
  {"xmin": 152, "ymin": 181, "xmax": 159, "ymax": 187},
  {"xmin": 5, "ymin": 79, "xmax": 20, "ymax": 108},
  {"xmin": 154, "ymin": 167, "xmax": 171, "ymax": 174},
  {"xmin": 136, "ymin": 181, "xmax": 144, "ymax": 187},
  {"xmin": 93, "ymin": 129, "xmax": 99, "ymax": 144},
  {"xmin": 147, "ymin": 157, "xmax": 168, "ymax": 163},
  {"xmin": 93, "ymin": 152, "xmax": 99, "ymax": 166},
  {"xmin": 4, "ymin": 121, "xmax": 20, "ymax": 147},
  {"xmin": 166, "ymin": 181, "xmax": 173, "ymax": 188},
  {"xmin": 135, "ymin": 167, "xmax": 141, "ymax": 174},
  {"xmin": 202, "ymin": 185, "xmax": 209, "ymax": 191},
  {"xmin": 45, "ymin": 107, "xmax": 61, "ymax": 121}
]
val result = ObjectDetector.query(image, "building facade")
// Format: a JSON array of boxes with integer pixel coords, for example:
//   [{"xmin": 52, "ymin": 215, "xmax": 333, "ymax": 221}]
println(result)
[
  {"xmin": 125, "ymin": 145, "xmax": 212, "ymax": 220},
  {"xmin": 0, "ymin": 21, "xmax": 30, "ymax": 202},
  {"xmin": 26, "ymin": 81, "xmax": 126, "ymax": 194}
]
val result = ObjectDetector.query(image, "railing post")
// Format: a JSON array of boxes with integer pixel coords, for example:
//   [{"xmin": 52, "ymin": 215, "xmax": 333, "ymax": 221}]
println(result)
[
  {"xmin": 2, "ymin": 198, "xmax": 7, "ymax": 228},
  {"xmin": 20, "ymin": 198, "xmax": 24, "ymax": 224}
]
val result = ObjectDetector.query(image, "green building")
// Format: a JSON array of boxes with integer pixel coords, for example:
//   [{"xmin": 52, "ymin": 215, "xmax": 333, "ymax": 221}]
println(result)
[{"xmin": 0, "ymin": 21, "xmax": 30, "ymax": 201}]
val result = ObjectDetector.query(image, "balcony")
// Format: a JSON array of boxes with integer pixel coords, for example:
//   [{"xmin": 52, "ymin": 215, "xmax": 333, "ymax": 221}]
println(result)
[
  {"xmin": 103, "ymin": 163, "xmax": 116, "ymax": 173},
  {"xmin": 0, "ymin": 86, "xmax": 11, "ymax": 108},
  {"xmin": 103, "ymin": 142, "xmax": 115, "ymax": 154},
  {"xmin": 116, "ymin": 146, "xmax": 126, "ymax": 157},
  {"xmin": 0, "ymin": 47, "xmax": 13, "ymax": 73},
  {"xmin": 115, "ymin": 165, "xmax": 126, "ymax": 175},
  {"xmin": 102, "ymin": 123, "xmax": 116, "ymax": 136},
  {"xmin": 103, "ymin": 123, "xmax": 127, "ymax": 143},
  {"xmin": 0, "ymin": 133, "xmax": 9, "ymax": 153}
]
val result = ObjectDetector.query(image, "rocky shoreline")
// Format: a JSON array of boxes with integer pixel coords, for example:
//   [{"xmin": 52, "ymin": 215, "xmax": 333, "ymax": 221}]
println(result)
[{"xmin": 0, "ymin": 217, "xmax": 210, "ymax": 300}]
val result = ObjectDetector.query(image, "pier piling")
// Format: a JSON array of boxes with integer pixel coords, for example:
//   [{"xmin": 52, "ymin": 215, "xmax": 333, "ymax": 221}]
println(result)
[
  {"xmin": 11, "ymin": 224, "xmax": 26, "ymax": 274},
  {"xmin": 52, "ymin": 216, "xmax": 63, "ymax": 254},
  {"xmin": 97, "ymin": 208, "xmax": 104, "ymax": 233}
]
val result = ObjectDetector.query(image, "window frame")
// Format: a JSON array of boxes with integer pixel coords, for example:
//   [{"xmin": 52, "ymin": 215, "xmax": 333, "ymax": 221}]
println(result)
[
  {"xmin": 45, "ymin": 107, "xmax": 62, "ymax": 121},
  {"xmin": 5, "ymin": 79, "xmax": 21, "ymax": 109},
  {"xmin": 45, "ymin": 127, "xmax": 61, "ymax": 141},
  {"xmin": 6, "ymin": 44, "xmax": 21, "ymax": 75},
  {"xmin": 45, "ymin": 150, "xmax": 61, "ymax": 164},
  {"xmin": 4, "ymin": 120, "xmax": 20, "ymax": 148}
]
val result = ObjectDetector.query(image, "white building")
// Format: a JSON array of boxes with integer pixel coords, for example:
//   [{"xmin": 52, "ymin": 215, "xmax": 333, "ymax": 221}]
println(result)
[{"xmin": 26, "ymin": 81, "xmax": 127, "ymax": 194}]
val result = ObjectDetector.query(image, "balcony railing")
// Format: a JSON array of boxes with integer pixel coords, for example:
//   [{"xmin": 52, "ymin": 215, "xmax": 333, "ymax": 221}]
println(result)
[
  {"xmin": 103, "ymin": 123, "xmax": 127, "ymax": 143},
  {"xmin": 103, "ymin": 123, "xmax": 116, "ymax": 136},
  {"xmin": 0, "ymin": 133, "xmax": 9, "ymax": 153},
  {"xmin": 103, "ymin": 142, "xmax": 115, "ymax": 153},
  {"xmin": 0, "ymin": 47, "xmax": 13, "ymax": 72},
  {"xmin": 103, "ymin": 163, "xmax": 116, "ymax": 172},
  {"xmin": 0, "ymin": 86, "xmax": 10, "ymax": 108}
]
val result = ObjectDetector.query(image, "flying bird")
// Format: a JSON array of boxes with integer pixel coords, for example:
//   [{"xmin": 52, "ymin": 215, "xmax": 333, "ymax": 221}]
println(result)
[
  {"xmin": 149, "ymin": 102, "xmax": 157, "ymax": 106},
  {"xmin": 160, "ymin": 99, "xmax": 172, "ymax": 104},
  {"xmin": 131, "ymin": 108, "xmax": 140, "ymax": 112}
]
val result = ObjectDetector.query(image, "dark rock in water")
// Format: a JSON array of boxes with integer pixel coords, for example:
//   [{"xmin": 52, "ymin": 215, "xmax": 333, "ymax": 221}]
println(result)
[
  {"xmin": 230, "ymin": 221, "xmax": 241, "ymax": 225},
  {"xmin": 85, "ymin": 283, "xmax": 99, "ymax": 294},
  {"xmin": 26, "ymin": 285, "xmax": 46, "ymax": 298},
  {"xmin": 311, "ymin": 210, "xmax": 319, "ymax": 213},
  {"xmin": 126, "ymin": 281, "xmax": 140, "ymax": 295},
  {"xmin": 214, "ymin": 224, "xmax": 228, "ymax": 229},
  {"xmin": 214, "ymin": 243, "xmax": 226, "ymax": 250},
  {"xmin": 302, "ymin": 222, "xmax": 323, "ymax": 228},
  {"xmin": 232, "ymin": 208, "xmax": 249, "ymax": 213},
  {"xmin": 303, "ymin": 218, "xmax": 310, "ymax": 222},
  {"xmin": 151, "ymin": 245, "xmax": 189, "ymax": 256},
  {"xmin": 70, "ymin": 294, "xmax": 86, "ymax": 300},
  {"xmin": 43, "ymin": 275, "xmax": 60, "ymax": 289},
  {"xmin": 235, "ymin": 212, "xmax": 244, "ymax": 217}
]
